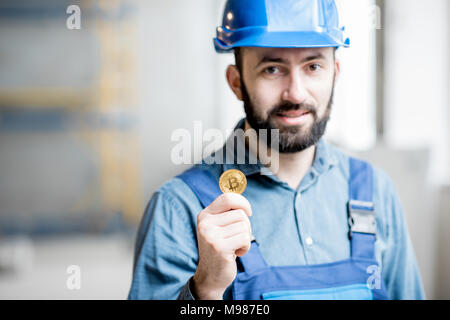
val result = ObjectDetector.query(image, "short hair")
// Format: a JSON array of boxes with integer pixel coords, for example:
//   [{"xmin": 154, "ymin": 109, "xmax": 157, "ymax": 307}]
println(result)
[{"xmin": 234, "ymin": 47, "xmax": 244, "ymax": 75}]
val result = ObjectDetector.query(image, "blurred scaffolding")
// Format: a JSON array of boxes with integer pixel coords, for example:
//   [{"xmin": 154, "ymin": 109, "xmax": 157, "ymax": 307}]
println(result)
[
  {"xmin": 0, "ymin": 0, "xmax": 143, "ymax": 237},
  {"xmin": 0, "ymin": 0, "xmax": 141, "ymax": 298}
]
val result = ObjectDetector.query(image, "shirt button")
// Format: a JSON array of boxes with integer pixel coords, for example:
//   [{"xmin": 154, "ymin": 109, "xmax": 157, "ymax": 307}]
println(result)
[{"xmin": 305, "ymin": 237, "xmax": 314, "ymax": 246}]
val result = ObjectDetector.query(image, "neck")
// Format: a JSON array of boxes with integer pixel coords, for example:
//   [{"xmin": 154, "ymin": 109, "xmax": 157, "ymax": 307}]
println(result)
[{"xmin": 244, "ymin": 120, "xmax": 316, "ymax": 190}]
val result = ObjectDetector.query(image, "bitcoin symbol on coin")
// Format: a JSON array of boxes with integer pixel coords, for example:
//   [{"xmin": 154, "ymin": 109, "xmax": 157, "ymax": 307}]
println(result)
[
  {"xmin": 219, "ymin": 169, "xmax": 247, "ymax": 194},
  {"xmin": 227, "ymin": 177, "xmax": 239, "ymax": 192}
]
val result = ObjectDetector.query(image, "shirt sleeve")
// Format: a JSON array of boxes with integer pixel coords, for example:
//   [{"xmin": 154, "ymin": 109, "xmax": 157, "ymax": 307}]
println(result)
[
  {"xmin": 377, "ymin": 170, "xmax": 426, "ymax": 300},
  {"xmin": 176, "ymin": 277, "xmax": 196, "ymax": 300},
  {"xmin": 128, "ymin": 182, "xmax": 200, "ymax": 300}
]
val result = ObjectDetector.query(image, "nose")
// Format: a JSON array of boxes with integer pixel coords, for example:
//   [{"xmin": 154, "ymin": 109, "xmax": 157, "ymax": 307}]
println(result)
[{"xmin": 282, "ymin": 71, "xmax": 308, "ymax": 105}]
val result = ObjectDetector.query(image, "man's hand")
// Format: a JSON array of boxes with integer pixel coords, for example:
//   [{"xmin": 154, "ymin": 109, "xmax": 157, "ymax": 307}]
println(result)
[{"xmin": 192, "ymin": 193, "xmax": 253, "ymax": 300}]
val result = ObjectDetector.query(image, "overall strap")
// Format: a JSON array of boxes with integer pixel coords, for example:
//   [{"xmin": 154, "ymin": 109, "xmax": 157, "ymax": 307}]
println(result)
[
  {"xmin": 177, "ymin": 167, "xmax": 222, "ymax": 208},
  {"xmin": 348, "ymin": 157, "xmax": 377, "ymax": 260},
  {"xmin": 238, "ymin": 241, "xmax": 269, "ymax": 274}
]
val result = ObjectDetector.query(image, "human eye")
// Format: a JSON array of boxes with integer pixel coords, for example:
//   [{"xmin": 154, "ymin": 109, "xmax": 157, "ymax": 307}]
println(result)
[
  {"xmin": 263, "ymin": 65, "xmax": 281, "ymax": 75},
  {"xmin": 308, "ymin": 63, "xmax": 322, "ymax": 72}
]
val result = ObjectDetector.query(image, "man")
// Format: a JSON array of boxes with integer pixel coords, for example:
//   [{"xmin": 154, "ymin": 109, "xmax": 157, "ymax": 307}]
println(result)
[{"xmin": 128, "ymin": 0, "xmax": 425, "ymax": 300}]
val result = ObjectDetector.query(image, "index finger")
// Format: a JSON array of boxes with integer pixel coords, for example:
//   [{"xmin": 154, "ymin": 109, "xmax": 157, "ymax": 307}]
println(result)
[{"xmin": 204, "ymin": 192, "xmax": 252, "ymax": 217}]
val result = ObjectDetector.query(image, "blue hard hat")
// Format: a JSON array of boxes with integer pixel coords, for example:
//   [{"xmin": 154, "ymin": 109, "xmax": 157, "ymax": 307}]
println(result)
[{"xmin": 214, "ymin": 0, "xmax": 350, "ymax": 53}]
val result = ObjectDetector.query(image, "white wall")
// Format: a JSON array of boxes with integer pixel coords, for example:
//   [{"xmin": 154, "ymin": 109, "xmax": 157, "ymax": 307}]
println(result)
[
  {"xmin": 138, "ymin": 0, "xmax": 220, "ymax": 195},
  {"xmin": 329, "ymin": 0, "xmax": 377, "ymax": 151},
  {"xmin": 381, "ymin": 0, "xmax": 450, "ymax": 298},
  {"xmin": 384, "ymin": 0, "xmax": 449, "ymax": 186}
]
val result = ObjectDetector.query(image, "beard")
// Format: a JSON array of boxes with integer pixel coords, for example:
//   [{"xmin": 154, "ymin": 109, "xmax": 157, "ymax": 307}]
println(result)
[{"xmin": 241, "ymin": 78, "xmax": 335, "ymax": 154}]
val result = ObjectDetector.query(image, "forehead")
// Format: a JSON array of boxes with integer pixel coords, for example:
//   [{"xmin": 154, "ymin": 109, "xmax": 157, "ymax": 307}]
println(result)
[{"xmin": 242, "ymin": 47, "xmax": 335, "ymax": 66}]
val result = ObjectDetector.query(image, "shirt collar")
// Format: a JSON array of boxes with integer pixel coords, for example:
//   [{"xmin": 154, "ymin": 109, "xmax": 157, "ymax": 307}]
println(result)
[{"xmin": 221, "ymin": 118, "xmax": 339, "ymax": 178}]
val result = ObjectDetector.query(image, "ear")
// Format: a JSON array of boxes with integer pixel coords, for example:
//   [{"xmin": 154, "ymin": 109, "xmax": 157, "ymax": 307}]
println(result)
[
  {"xmin": 333, "ymin": 59, "xmax": 341, "ymax": 84},
  {"xmin": 226, "ymin": 65, "xmax": 243, "ymax": 101}
]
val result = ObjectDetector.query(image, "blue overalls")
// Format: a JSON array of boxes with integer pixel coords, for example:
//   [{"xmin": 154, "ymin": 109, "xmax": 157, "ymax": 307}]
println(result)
[{"xmin": 178, "ymin": 157, "xmax": 390, "ymax": 300}]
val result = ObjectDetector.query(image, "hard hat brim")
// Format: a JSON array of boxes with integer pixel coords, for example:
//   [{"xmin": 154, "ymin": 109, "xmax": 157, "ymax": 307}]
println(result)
[{"xmin": 214, "ymin": 30, "xmax": 350, "ymax": 53}]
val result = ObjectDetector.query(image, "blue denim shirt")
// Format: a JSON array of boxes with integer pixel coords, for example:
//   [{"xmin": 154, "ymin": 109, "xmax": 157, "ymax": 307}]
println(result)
[{"xmin": 128, "ymin": 119, "xmax": 425, "ymax": 300}]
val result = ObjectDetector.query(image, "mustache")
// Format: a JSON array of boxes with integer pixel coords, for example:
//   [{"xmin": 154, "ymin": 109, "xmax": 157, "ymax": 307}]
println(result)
[{"xmin": 268, "ymin": 102, "xmax": 316, "ymax": 117}]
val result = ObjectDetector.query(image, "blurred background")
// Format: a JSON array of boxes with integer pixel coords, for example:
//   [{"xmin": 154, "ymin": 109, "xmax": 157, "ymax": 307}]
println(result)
[{"xmin": 0, "ymin": 0, "xmax": 448, "ymax": 299}]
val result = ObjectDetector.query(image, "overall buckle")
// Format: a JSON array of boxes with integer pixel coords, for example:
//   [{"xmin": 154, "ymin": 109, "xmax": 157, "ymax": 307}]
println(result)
[{"xmin": 348, "ymin": 200, "xmax": 377, "ymax": 238}]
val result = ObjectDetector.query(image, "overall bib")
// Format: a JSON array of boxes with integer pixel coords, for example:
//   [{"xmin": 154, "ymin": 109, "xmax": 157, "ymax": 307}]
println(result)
[{"xmin": 178, "ymin": 157, "xmax": 390, "ymax": 300}]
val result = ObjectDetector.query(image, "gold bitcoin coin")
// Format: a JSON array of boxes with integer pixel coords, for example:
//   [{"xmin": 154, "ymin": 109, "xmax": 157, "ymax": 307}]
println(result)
[{"xmin": 219, "ymin": 169, "xmax": 247, "ymax": 194}]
